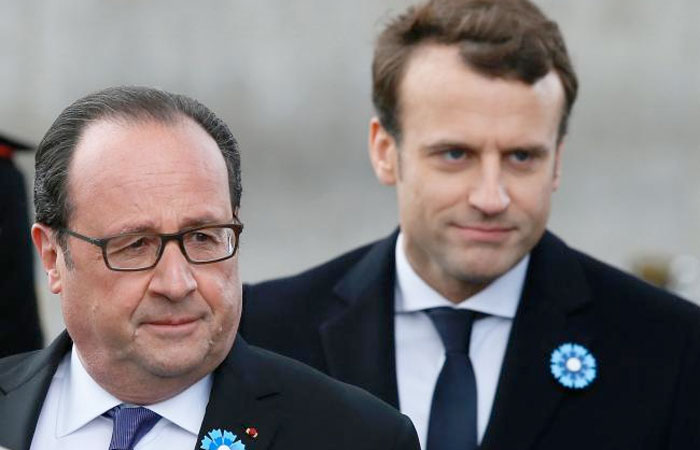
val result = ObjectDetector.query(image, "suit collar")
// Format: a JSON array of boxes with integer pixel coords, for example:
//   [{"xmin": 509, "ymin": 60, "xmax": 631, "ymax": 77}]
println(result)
[
  {"xmin": 318, "ymin": 228, "xmax": 595, "ymax": 446},
  {"xmin": 517, "ymin": 231, "xmax": 592, "ymax": 314},
  {"xmin": 0, "ymin": 331, "xmax": 71, "ymax": 450},
  {"xmin": 320, "ymin": 230, "xmax": 400, "ymax": 407},
  {"xmin": 0, "ymin": 333, "xmax": 285, "ymax": 450},
  {"xmin": 0, "ymin": 331, "xmax": 71, "ymax": 395},
  {"xmin": 481, "ymin": 231, "xmax": 594, "ymax": 450},
  {"xmin": 197, "ymin": 335, "xmax": 282, "ymax": 450},
  {"xmin": 333, "ymin": 230, "xmax": 398, "ymax": 304}
]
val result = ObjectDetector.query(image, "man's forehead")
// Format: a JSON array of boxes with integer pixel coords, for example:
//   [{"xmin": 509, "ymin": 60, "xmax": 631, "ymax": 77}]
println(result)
[
  {"xmin": 70, "ymin": 116, "xmax": 222, "ymax": 177},
  {"xmin": 75, "ymin": 115, "xmax": 186, "ymax": 154},
  {"xmin": 65, "ymin": 116, "xmax": 231, "ymax": 231},
  {"xmin": 401, "ymin": 44, "xmax": 564, "ymax": 97},
  {"xmin": 397, "ymin": 44, "xmax": 565, "ymax": 135}
]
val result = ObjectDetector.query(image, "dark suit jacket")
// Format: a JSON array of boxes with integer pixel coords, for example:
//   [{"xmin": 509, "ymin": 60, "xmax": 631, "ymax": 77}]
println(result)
[
  {"xmin": 0, "ymin": 332, "xmax": 419, "ymax": 450},
  {"xmin": 0, "ymin": 159, "xmax": 43, "ymax": 357},
  {"xmin": 241, "ymin": 230, "xmax": 700, "ymax": 449}
]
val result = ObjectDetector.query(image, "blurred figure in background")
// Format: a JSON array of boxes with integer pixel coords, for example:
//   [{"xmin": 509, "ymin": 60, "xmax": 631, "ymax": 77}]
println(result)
[
  {"xmin": 242, "ymin": 0, "xmax": 700, "ymax": 448},
  {"xmin": 0, "ymin": 133, "xmax": 43, "ymax": 357}
]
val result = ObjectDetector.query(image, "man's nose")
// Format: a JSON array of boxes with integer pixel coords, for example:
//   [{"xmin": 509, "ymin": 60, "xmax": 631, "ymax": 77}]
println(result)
[
  {"xmin": 468, "ymin": 160, "xmax": 511, "ymax": 215},
  {"xmin": 148, "ymin": 241, "xmax": 197, "ymax": 301}
]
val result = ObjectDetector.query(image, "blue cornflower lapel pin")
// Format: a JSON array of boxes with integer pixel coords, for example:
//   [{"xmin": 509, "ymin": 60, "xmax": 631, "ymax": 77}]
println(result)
[
  {"xmin": 550, "ymin": 343, "xmax": 597, "ymax": 389},
  {"xmin": 200, "ymin": 429, "xmax": 246, "ymax": 450}
]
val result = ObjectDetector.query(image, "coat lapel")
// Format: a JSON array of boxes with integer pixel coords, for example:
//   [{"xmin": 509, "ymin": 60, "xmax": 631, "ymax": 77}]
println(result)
[
  {"xmin": 319, "ymin": 231, "xmax": 400, "ymax": 407},
  {"xmin": 481, "ymin": 232, "xmax": 594, "ymax": 450},
  {"xmin": 1, "ymin": 333, "xmax": 287, "ymax": 450},
  {"xmin": 0, "ymin": 332, "xmax": 71, "ymax": 450},
  {"xmin": 197, "ymin": 336, "xmax": 281, "ymax": 450}
]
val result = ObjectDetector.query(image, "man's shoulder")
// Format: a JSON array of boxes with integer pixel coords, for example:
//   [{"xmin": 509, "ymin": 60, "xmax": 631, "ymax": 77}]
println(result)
[
  {"xmin": 0, "ymin": 333, "xmax": 70, "ymax": 395},
  {"xmin": 242, "ymin": 344, "xmax": 418, "ymax": 448},
  {"xmin": 247, "ymin": 343, "xmax": 388, "ymax": 409},
  {"xmin": 549, "ymin": 232, "xmax": 700, "ymax": 323},
  {"xmin": 246, "ymin": 237, "xmax": 384, "ymax": 296},
  {"xmin": 240, "ymin": 234, "xmax": 397, "ymax": 371},
  {"xmin": 0, "ymin": 350, "xmax": 39, "ymax": 381},
  {"xmin": 243, "ymin": 233, "xmax": 396, "ymax": 302}
]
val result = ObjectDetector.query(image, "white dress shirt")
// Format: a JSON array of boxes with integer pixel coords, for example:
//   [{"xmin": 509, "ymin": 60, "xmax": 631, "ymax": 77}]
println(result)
[
  {"xmin": 394, "ymin": 233, "xmax": 528, "ymax": 449},
  {"xmin": 29, "ymin": 345, "xmax": 212, "ymax": 450}
]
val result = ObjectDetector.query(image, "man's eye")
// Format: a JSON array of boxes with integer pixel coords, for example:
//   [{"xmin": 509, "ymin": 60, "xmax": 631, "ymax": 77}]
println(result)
[
  {"xmin": 187, "ymin": 231, "xmax": 222, "ymax": 246},
  {"xmin": 128, "ymin": 238, "xmax": 147, "ymax": 249},
  {"xmin": 192, "ymin": 232, "xmax": 213, "ymax": 242},
  {"xmin": 510, "ymin": 150, "xmax": 532, "ymax": 163},
  {"xmin": 442, "ymin": 149, "xmax": 466, "ymax": 161},
  {"xmin": 108, "ymin": 236, "xmax": 154, "ymax": 256}
]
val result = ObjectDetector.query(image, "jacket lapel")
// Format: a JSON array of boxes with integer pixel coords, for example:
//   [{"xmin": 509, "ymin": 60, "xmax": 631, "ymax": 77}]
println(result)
[
  {"xmin": 319, "ymin": 231, "xmax": 400, "ymax": 407},
  {"xmin": 1, "ymin": 333, "xmax": 286, "ymax": 450},
  {"xmin": 481, "ymin": 232, "xmax": 594, "ymax": 450},
  {"xmin": 0, "ymin": 332, "xmax": 72, "ymax": 450},
  {"xmin": 197, "ymin": 336, "xmax": 281, "ymax": 450}
]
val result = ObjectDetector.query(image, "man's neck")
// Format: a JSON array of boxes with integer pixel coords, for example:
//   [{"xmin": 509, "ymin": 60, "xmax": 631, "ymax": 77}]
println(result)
[{"xmin": 75, "ymin": 348, "xmax": 216, "ymax": 405}]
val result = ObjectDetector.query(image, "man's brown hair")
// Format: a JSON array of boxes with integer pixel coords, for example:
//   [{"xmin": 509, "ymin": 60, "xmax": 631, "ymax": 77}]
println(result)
[{"xmin": 372, "ymin": 0, "xmax": 578, "ymax": 143}]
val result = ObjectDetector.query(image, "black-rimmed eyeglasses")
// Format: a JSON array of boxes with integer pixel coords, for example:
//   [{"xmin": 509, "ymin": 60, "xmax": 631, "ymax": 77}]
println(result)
[{"xmin": 61, "ymin": 223, "xmax": 244, "ymax": 271}]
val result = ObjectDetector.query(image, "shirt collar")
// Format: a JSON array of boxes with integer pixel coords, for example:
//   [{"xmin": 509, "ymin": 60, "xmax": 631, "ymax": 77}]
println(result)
[
  {"xmin": 394, "ymin": 232, "xmax": 528, "ymax": 318},
  {"xmin": 147, "ymin": 372, "xmax": 212, "ymax": 435},
  {"xmin": 57, "ymin": 346, "xmax": 121, "ymax": 437},
  {"xmin": 58, "ymin": 345, "xmax": 212, "ymax": 437}
]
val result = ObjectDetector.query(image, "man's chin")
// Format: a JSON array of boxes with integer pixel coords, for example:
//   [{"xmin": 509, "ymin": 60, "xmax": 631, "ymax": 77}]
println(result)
[
  {"xmin": 131, "ymin": 338, "xmax": 215, "ymax": 378},
  {"xmin": 447, "ymin": 254, "xmax": 522, "ymax": 285},
  {"xmin": 139, "ymin": 353, "xmax": 208, "ymax": 379}
]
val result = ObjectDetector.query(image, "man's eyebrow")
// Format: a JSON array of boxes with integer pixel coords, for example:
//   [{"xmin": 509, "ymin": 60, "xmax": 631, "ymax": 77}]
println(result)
[
  {"xmin": 106, "ymin": 213, "xmax": 233, "ymax": 235},
  {"xmin": 111, "ymin": 222, "xmax": 158, "ymax": 235},
  {"xmin": 506, "ymin": 144, "xmax": 550, "ymax": 154},
  {"xmin": 422, "ymin": 141, "xmax": 552, "ymax": 154},
  {"xmin": 422, "ymin": 141, "xmax": 478, "ymax": 152},
  {"xmin": 179, "ymin": 215, "xmax": 232, "ymax": 229}
]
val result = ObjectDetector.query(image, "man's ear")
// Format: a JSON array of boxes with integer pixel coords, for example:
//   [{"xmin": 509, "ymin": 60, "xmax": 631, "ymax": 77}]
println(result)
[
  {"xmin": 368, "ymin": 117, "xmax": 399, "ymax": 186},
  {"xmin": 31, "ymin": 223, "xmax": 63, "ymax": 294},
  {"xmin": 553, "ymin": 140, "xmax": 564, "ymax": 191}
]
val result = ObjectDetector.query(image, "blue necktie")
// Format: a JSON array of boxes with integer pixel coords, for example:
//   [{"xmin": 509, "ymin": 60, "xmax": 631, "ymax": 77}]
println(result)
[
  {"xmin": 426, "ymin": 307, "xmax": 478, "ymax": 450},
  {"xmin": 105, "ymin": 405, "xmax": 161, "ymax": 450}
]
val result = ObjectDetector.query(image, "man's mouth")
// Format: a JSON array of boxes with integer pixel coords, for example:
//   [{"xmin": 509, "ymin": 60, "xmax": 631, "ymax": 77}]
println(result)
[
  {"xmin": 147, "ymin": 317, "xmax": 198, "ymax": 326},
  {"xmin": 449, "ymin": 224, "xmax": 516, "ymax": 242},
  {"xmin": 142, "ymin": 316, "xmax": 201, "ymax": 336}
]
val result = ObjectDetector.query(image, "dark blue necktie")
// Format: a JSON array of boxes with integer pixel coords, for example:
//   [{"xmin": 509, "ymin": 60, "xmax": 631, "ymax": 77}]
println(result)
[
  {"xmin": 426, "ymin": 307, "xmax": 478, "ymax": 450},
  {"xmin": 104, "ymin": 405, "xmax": 161, "ymax": 450}
]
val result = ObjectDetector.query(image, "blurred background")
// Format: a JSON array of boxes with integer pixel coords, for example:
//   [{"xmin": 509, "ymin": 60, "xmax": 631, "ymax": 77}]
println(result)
[{"xmin": 1, "ymin": 0, "xmax": 699, "ymax": 343}]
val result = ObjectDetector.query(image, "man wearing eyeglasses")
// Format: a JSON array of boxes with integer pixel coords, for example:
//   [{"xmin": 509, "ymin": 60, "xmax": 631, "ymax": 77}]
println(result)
[{"xmin": 0, "ymin": 87, "xmax": 419, "ymax": 450}]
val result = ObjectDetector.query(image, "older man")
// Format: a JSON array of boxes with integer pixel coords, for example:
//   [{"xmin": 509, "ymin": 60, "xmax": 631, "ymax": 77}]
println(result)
[
  {"xmin": 241, "ymin": 0, "xmax": 700, "ymax": 449},
  {"xmin": 0, "ymin": 87, "xmax": 419, "ymax": 450}
]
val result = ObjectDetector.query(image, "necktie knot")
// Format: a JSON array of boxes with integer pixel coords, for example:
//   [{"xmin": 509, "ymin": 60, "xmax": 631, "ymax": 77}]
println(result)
[
  {"xmin": 105, "ymin": 405, "xmax": 161, "ymax": 450},
  {"xmin": 426, "ymin": 307, "xmax": 476, "ymax": 354}
]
